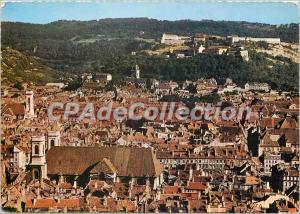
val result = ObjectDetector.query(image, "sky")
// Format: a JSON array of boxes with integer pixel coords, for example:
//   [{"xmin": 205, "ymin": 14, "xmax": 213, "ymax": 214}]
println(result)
[{"xmin": 2, "ymin": 2, "xmax": 299, "ymax": 25}]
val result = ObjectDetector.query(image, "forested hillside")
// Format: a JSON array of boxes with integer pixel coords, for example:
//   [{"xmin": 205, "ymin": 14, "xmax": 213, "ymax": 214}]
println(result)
[
  {"xmin": 3, "ymin": 18, "xmax": 299, "ymax": 44},
  {"xmin": 1, "ymin": 48, "xmax": 63, "ymax": 86},
  {"xmin": 1, "ymin": 18, "xmax": 299, "ymax": 90},
  {"xmin": 2, "ymin": 18, "xmax": 298, "ymax": 58},
  {"xmin": 96, "ymin": 52, "xmax": 299, "ymax": 91}
]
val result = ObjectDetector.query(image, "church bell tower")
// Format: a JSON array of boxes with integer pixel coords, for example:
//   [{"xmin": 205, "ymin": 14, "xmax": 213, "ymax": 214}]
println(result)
[
  {"xmin": 30, "ymin": 136, "xmax": 47, "ymax": 180},
  {"xmin": 47, "ymin": 130, "xmax": 61, "ymax": 151},
  {"xmin": 135, "ymin": 64, "xmax": 140, "ymax": 79},
  {"xmin": 25, "ymin": 91, "xmax": 36, "ymax": 118}
]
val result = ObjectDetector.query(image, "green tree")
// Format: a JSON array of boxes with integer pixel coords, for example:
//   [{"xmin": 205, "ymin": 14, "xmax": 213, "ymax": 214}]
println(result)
[
  {"xmin": 13, "ymin": 81, "xmax": 23, "ymax": 90},
  {"xmin": 186, "ymin": 84, "xmax": 197, "ymax": 94},
  {"xmin": 146, "ymin": 78, "xmax": 152, "ymax": 90}
]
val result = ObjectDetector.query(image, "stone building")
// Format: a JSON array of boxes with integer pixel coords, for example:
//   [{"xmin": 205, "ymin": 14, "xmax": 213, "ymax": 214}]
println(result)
[{"xmin": 29, "ymin": 146, "xmax": 163, "ymax": 189}]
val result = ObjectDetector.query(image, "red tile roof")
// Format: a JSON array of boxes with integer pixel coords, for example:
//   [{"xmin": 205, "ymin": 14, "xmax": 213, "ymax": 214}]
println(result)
[
  {"xmin": 186, "ymin": 182, "xmax": 207, "ymax": 191},
  {"xmin": 26, "ymin": 198, "xmax": 84, "ymax": 209},
  {"xmin": 2, "ymin": 103, "xmax": 25, "ymax": 116},
  {"xmin": 163, "ymin": 186, "xmax": 181, "ymax": 194}
]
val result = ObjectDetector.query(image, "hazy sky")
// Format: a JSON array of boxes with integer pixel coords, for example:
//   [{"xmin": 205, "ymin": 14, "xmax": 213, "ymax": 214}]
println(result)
[{"xmin": 2, "ymin": 2, "xmax": 299, "ymax": 24}]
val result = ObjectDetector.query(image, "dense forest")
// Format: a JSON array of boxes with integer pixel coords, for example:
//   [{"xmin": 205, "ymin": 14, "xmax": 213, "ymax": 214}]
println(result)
[
  {"xmin": 97, "ymin": 52, "xmax": 299, "ymax": 91},
  {"xmin": 2, "ymin": 18, "xmax": 298, "ymax": 59},
  {"xmin": 1, "ymin": 18, "xmax": 299, "ymax": 90},
  {"xmin": 3, "ymin": 18, "xmax": 299, "ymax": 44},
  {"xmin": 3, "ymin": 18, "xmax": 298, "ymax": 63}
]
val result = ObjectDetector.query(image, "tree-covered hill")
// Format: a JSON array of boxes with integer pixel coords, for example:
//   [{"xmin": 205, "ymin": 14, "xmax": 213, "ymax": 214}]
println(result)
[
  {"xmin": 98, "ymin": 52, "xmax": 299, "ymax": 91},
  {"xmin": 1, "ymin": 18, "xmax": 298, "ymax": 91},
  {"xmin": 2, "ymin": 18, "xmax": 299, "ymax": 59},
  {"xmin": 1, "ymin": 48, "xmax": 65, "ymax": 86},
  {"xmin": 1, "ymin": 47, "xmax": 298, "ymax": 92},
  {"xmin": 3, "ymin": 18, "xmax": 299, "ymax": 44},
  {"xmin": 2, "ymin": 18, "xmax": 298, "ymax": 71}
]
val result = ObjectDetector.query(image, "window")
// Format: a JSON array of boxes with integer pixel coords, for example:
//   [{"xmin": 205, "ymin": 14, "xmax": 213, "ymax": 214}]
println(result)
[
  {"xmin": 34, "ymin": 169, "xmax": 39, "ymax": 180},
  {"xmin": 27, "ymin": 98, "xmax": 30, "ymax": 107},
  {"xmin": 34, "ymin": 145, "xmax": 39, "ymax": 155}
]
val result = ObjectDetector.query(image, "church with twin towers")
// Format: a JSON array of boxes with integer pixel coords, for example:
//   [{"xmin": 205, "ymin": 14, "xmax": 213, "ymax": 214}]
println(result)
[
  {"xmin": 25, "ymin": 90, "xmax": 162, "ymax": 189},
  {"xmin": 25, "ymin": 90, "xmax": 61, "ymax": 180}
]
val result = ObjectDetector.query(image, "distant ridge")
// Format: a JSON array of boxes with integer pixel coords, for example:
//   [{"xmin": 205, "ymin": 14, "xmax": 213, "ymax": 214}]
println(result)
[{"xmin": 2, "ymin": 18, "xmax": 299, "ymax": 44}]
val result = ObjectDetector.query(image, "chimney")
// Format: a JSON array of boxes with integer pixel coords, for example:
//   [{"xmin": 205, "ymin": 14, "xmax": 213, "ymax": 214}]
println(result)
[
  {"xmin": 21, "ymin": 188, "xmax": 26, "ymax": 197},
  {"xmin": 189, "ymin": 167, "xmax": 193, "ymax": 181},
  {"xmin": 59, "ymin": 175, "xmax": 64, "ymax": 184},
  {"xmin": 134, "ymin": 195, "xmax": 139, "ymax": 207},
  {"xmin": 40, "ymin": 179, "xmax": 44, "ymax": 189},
  {"xmin": 36, "ymin": 187, "xmax": 41, "ymax": 199},
  {"xmin": 73, "ymin": 179, "xmax": 78, "ymax": 189},
  {"xmin": 156, "ymin": 190, "xmax": 161, "ymax": 200},
  {"xmin": 146, "ymin": 178, "xmax": 150, "ymax": 194}
]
